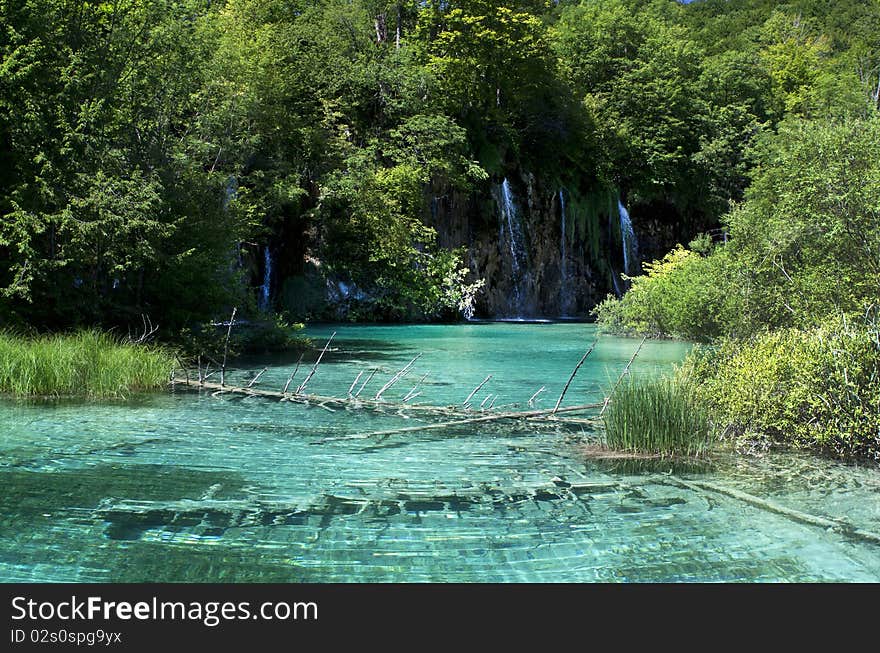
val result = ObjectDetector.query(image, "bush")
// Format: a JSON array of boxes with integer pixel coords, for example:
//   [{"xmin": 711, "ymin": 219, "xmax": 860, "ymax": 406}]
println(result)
[
  {"xmin": 0, "ymin": 331, "xmax": 176, "ymax": 398},
  {"xmin": 602, "ymin": 375, "xmax": 713, "ymax": 457},
  {"xmin": 682, "ymin": 313, "xmax": 880, "ymax": 460},
  {"xmin": 593, "ymin": 244, "xmax": 737, "ymax": 341}
]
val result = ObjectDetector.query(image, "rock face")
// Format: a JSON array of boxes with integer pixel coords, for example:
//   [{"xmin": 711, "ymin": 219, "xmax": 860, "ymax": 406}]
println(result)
[
  {"xmin": 428, "ymin": 171, "xmax": 617, "ymax": 319},
  {"xmin": 265, "ymin": 168, "xmax": 699, "ymax": 321}
]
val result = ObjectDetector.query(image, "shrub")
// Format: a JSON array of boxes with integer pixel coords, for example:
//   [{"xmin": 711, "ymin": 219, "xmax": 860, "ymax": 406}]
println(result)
[
  {"xmin": 682, "ymin": 313, "xmax": 880, "ymax": 460},
  {"xmin": 593, "ymin": 244, "xmax": 737, "ymax": 341}
]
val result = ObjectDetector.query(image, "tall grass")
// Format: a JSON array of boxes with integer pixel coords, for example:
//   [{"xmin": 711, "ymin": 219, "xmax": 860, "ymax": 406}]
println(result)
[
  {"xmin": 602, "ymin": 376, "xmax": 713, "ymax": 457},
  {"xmin": 0, "ymin": 330, "xmax": 175, "ymax": 398}
]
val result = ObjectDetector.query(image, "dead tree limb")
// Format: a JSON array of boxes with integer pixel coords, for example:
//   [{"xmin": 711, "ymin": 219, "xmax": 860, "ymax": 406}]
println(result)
[
  {"xmin": 553, "ymin": 340, "xmax": 597, "ymax": 414},
  {"xmin": 320, "ymin": 401, "xmax": 606, "ymax": 443},
  {"xmin": 348, "ymin": 371, "xmax": 365, "ymax": 397},
  {"xmin": 295, "ymin": 332, "xmax": 336, "ymax": 395},
  {"xmin": 528, "ymin": 386, "xmax": 545, "ymax": 407},
  {"xmin": 220, "ymin": 307, "xmax": 237, "ymax": 387},
  {"xmin": 374, "ymin": 354, "xmax": 421, "ymax": 400},
  {"xmin": 463, "ymin": 375, "xmax": 492, "ymax": 408},
  {"xmin": 247, "ymin": 367, "xmax": 268, "ymax": 388},
  {"xmin": 355, "ymin": 368, "xmax": 378, "ymax": 398},
  {"xmin": 283, "ymin": 354, "xmax": 304, "ymax": 394},
  {"xmin": 404, "ymin": 372, "xmax": 429, "ymax": 402}
]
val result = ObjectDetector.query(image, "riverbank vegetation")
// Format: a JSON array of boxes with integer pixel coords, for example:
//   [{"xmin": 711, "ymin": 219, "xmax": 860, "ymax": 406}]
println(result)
[
  {"xmin": 683, "ymin": 317, "xmax": 880, "ymax": 460},
  {"xmin": 0, "ymin": 331, "xmax": 175, "ymax": 398},
  {"xmin": 596, "ymin": 117, "xmax": 880, "ymax": 461},
  {"xmin": 602, "ymin": 376, "xmax": 713, "ymax": 457}
]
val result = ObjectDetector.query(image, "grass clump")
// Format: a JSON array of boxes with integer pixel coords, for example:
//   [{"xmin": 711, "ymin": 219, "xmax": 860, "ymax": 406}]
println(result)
[
  {"xmin": 602, "ymin": 376, "xmax": 713, "ymax": 457},
  {"xmin": 0, "ymin": 330, "xmax": 175, "ymax": 398}
]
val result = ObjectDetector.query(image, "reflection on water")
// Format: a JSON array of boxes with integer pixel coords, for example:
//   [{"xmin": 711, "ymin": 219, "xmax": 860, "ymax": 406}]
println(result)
[{"xmin": 1, "ymin": 323, "xmax": 878, "ymax": 582}]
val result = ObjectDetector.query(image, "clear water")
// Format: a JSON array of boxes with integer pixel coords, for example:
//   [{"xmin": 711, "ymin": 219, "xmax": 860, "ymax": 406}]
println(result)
[{"xmin": 1, "ymin": 323, "xmax": 879, "ymax": 582}]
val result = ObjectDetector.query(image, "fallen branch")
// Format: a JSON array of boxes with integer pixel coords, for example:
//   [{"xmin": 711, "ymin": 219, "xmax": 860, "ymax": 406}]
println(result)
[
  {"xmin": 528, "ymin": 386, "xmax": 545, "ymax": 408},
  {"xmin": 172, "ymin": 376, "xmax": 468, "ymax": 418},
  {"xmin": 463, "ymin": 375, "xmax": 492, "ymax": 408},
  {"xmin": 404, "ymin": 372, "xmax": 429, "ymax": 402},
  {"xmin": 354, "ymin": 368, "xmax": 378, "ymax": 398},
  {"xmin": 320, "ymin": 401, "xmax": 606, "ymax": 443},
  {"xmin": 295, "ymin": 332, "xmax": 336, "ymax": 395},
  {"xmin": 553, "ymin": 341, "xmax": 597, "ymax": 414},
  {"xmin": 348, "ymin": 371, "xmax": 364, "ymax": 397},
  {"xmin": 283, "ymin": 354, "xmax": 304, "ymax": 394},
  {"xmin": 374, "ymin": 354, "xmax": 421, "ymax": 400},
  {"xmin": 247, "ymin": 367, "xmax": 268, "ymax": 388}
]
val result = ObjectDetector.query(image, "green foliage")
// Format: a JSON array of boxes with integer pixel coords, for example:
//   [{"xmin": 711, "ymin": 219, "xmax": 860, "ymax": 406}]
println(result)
[
  {"xmin": 594, "ymin": 244, "xmax": 735, "ymax": 341},
  {"xmin": 602, "ymin": 375, "xmax": 713, "ymax": 457},
  {"xmin": 1, "ymin": 0, "xmax": 878, "ymax": 337},
  {"xmin": 725, "ymin": 116, "xmax": 880, "ymax": 332},
  {"xmin": 554, "ymin": 0, "xmax": 726, "ymax": 210},
  {"xmin": 682, "ymin": 313, "xmax": 880, "ymax": 461},
  {"xmin": 596, "ymin": 115, "xmax": 880, "ymax": 340},
  {"xmin": 598, "ymin": 111, "xmax": 880, "ymax": 459},
  {"xmin": 0, "ymin": 0, "xmax": 251, "ymax": 331},
  {"xmin": 0, "ymin": 330, "xmax": 175, "ymax": 398}
]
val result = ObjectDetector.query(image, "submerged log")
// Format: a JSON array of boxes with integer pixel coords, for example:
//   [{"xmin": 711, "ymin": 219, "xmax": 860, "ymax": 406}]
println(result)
[
  {"xmin": 665, "ymin": 476, "xmax": 880, "ymax": 547},
  {"xmin": 172, "ymin": 376, "xmax": 472, "ymax": 418},
  {"xmin": 318, "ymin": 401, "xmax": 606, "ymax": 443}
]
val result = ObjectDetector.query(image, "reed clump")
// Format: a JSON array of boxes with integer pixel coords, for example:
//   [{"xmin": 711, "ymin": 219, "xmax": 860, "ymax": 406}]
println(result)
[
  {"xmin": 602, "ymin": 376, "xmax": 713, "ymax": 457},
  {"xmin": 0, "ymin": 330, "xmax": 175, "ymax": 398}
]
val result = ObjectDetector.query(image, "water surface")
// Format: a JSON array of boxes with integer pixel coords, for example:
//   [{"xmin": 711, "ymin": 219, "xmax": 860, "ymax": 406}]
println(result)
[{"xmin": 1, "ymin": 323, "xmax": 878, "ymax": 582}]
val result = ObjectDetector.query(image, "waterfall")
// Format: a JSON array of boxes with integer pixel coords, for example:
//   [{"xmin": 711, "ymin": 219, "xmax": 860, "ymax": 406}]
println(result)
[
  {"xmin": 259, "ymin": 246, "xmax": 272, "ymax": 312},
  {"xmin": 559, "ymin": 189, "xmax": 570, "ymax": 316},
  {"xmin": 497, "ymin": 178, "xmax": 528, "ymax": 317},
  {"xmin": 618, "ymin": 200, "xmax": 639, "ymax": 276},
  {"xmin": 611, "ymin": 269, "xmax": 623, "ymax": 297},
  {"xmin": 223, "ymin": 175, "xmax": 238, "ymax": 211}
]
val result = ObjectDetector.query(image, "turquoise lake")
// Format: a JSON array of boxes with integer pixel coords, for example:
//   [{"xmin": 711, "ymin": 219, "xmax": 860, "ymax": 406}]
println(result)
[{"xmin": 1, "ymin": 323, "xmax": 879, "ymax": 582}]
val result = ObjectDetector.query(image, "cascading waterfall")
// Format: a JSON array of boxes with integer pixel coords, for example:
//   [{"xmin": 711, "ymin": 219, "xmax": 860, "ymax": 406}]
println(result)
[
  {"xmin": 618, "ymin": 200, "xmax": 638, "ymax": 277},
  {"xmin": 259, "ymin": 246, "xmax": 273, "ymax": 312},
  {"xmin": 559, "ymin": 189, "xmax": 571, "ymax": 316},
  {"xmin": 497, "ymin": 178, "xmax": 529, "ymax": 317}
]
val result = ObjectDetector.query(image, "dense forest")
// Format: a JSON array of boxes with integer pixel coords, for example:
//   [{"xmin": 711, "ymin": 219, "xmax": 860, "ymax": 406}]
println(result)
[
  {"xmin": 2, "ymin": 0, "xmax": 876, "ymax": 328},
  {"xmin": 1, "ymin": 1, "xmax": 878, "ymax": 457}
]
